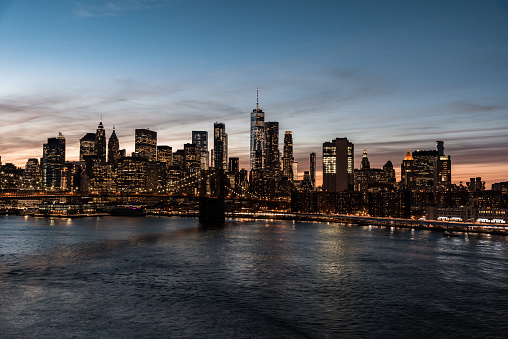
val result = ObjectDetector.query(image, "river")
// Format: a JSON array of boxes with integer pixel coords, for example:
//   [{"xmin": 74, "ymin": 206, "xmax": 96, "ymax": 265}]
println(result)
[{"xmin": 1, "ymin": 215, "xmax": 507, "ymax": 338}]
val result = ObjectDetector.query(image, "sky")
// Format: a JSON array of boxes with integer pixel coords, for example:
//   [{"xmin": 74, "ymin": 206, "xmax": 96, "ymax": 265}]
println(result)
[{"xmin": 0, "ymin": 0, "xmax": 507, "ymax": 187}]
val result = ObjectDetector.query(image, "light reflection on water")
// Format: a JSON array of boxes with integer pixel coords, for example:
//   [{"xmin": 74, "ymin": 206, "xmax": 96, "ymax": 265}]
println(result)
[{"xmin": 0, "ymin": 215, "xmax": 507, "ymax": 338}]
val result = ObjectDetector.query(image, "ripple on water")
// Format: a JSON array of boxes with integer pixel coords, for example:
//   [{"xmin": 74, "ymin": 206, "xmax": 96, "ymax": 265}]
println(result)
[{"xmin": 0, "ymin": 216, "xmax": 507, "ymax": 338}]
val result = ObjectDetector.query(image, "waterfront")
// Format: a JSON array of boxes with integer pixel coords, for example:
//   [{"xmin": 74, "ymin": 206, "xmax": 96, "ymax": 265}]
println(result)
[{"xmin": 1, "ymin": 216, "xmax": 507, "ymax": 338}]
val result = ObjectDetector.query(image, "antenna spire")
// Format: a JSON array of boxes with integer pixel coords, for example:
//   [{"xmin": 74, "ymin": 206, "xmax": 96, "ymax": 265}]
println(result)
[{"xmin": 256, "ymin": 86, "xmax": 259, "ymax": 110}]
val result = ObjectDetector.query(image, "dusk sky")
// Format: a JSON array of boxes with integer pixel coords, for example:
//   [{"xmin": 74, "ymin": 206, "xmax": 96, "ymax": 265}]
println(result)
[{"xmin": 0, "ymin": 0, "xmax": 507, "ymax": 187}]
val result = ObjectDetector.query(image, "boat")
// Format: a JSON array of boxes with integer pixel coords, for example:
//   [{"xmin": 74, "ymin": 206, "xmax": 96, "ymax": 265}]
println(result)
[
  {"xmin": 107, "ymin": 205, "xmax": 146, "ymax": 217},
  {"xmin": 443, "ymin": 230, "xmax": 459, "ymax": 237}
]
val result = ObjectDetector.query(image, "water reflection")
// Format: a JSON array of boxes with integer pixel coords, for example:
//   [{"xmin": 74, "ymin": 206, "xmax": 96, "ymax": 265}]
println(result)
[{"xmin": 0, "ymin": 216, "xmax": 507, "ymax": 338}]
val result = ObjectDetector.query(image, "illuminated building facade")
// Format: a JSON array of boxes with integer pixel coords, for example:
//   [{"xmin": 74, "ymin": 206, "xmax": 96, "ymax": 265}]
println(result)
[
  {"xmin": 401, "ymin": 149, "xmax": 415, "ymax": 189},
  {"xmin": 116, "ymin": 156, "xmax": 148, "ymax": 193},
  {"xmin": 95, "ymin": 121, "xmax": 106, "ymax": 162},
  {"xmin": 250, "ymin": 88, "xmax": 265, "ymax": 172},
  {"xmin": 173, "ymin": 150, "xmax": 184, "ymax": 170},
  {"xmin": 79, "ymin": 133, "xmax": 96, "ymax": 162},
  {"xmin": 434, "ymin": 141, "xmax": 451, "ymax": 190},
  {"xmin": 354, "ymin": 150, "xmax": 396, "ymax": 192},
  {"xmin": 42, "ymin": 133, "xmax": 65, "ymax": 190},
  {"xmin": 213, "ymin": 122, "xmax": 228, "ymax": 171},
  {"xmin": 89, "ymin": 159, "xmax": 112, "ymax": 193},
  {"xmin": 192, "ymin": 131, "xmax": 209, "ymax": 170},
  {"xmin": 413, "ymin": 149, "xmax": 438, "ymax": 189},
  {"xmin": 264, "ymin": 121, "xmax": 281, "ymax": 180},
  {"xmin": 184, "ymin": 143, "xmax": 201, "ymax": 174},
  {"xmin": 0, "ymin": 163, "xmax": 23, "ymax": 190},
  {"xmin": 108, "ymin": 128, "xmax": 121, "ymax": 167},
  {"xmin": 135, "ymin": 129, "xmax": 157, "ymax": 161},
  {"xmin": 310, "ymin": 152, "xmax": 316, "ymax": 189},
  {"xmin": 23, "ymin": 158, "xmax": 42, "ymax": 190},
  {"xmin": 282, "ymin": 131, "xmax": 294, "ymax": 180},
  {"xmin": 157, "ymin": 146, "xmax": 172, "ymax": 167},
  {"xmin": 322, "ymin": 137, "xmax": 354, "ymax": 192},
  {"xmin": 229, "ymin": 157, "xmax": 239, "ymax": 173}
]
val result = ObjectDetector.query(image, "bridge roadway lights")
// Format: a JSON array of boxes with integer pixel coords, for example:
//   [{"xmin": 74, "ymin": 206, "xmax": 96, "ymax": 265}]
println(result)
[{"xmin": 199, "ymin": 197, "xmax": 225, "ymax": 226}]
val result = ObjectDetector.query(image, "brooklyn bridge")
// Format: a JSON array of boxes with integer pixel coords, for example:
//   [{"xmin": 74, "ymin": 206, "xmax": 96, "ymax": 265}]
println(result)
[{"xmin": 0, "ymin": 170, "xmax": 290, "ymax": 224}]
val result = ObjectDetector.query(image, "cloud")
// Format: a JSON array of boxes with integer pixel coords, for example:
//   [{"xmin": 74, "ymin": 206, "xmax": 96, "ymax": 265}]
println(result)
[
  {"xmin": 448, "ymin": 101, "xmax": 504, "ymax": 114},
  {"xmin": 73, "ymin": 0, "xmax": 173, "ymax": 18}
]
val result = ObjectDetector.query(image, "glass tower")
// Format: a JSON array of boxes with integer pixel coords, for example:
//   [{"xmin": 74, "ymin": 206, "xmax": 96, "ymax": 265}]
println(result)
[{"xmin": 250, "ymin": 87, "xmax": 265, "ymax": 171}]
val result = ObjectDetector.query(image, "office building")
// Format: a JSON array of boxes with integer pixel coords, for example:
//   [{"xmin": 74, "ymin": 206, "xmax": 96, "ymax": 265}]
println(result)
[
  {"xmin": 0, "ymin": 163, "xmax": 23, "ymax": 190},
  {"xmin": 172, "ymin": 149, "xmax": 184, "ymax": 170},
  {"xmin": 135, "ymin": 128, "xmax": 157, "ymax": 161},
  {"xmin": 79, "ymin": 133, "xmax": 96, "ymax": 161},
  {"xmin": 310, "ymin": 152, "xmax": 316, "ymax": 189},
  {"xmin": 250, "ymin": 87, "xmax": 265, "ymax": 171},
  {"xmin": 229, "ymin": 157, "xmax": 239, "ymax": 173},
  {"xmin": 184, "ymin": 143, "xmax": 201, "ymax": 174},
  {"xmin": 282, "ymin": 131, "xmax": 294, "ymax": 180},
  {"xmin": 264, "ymin": 121, "xmax": 280, "ymax": 179},
  {"xmin": 434, "ymin": 141, "xmax": 451, "ymax": 190},
  {"xmin": 468, "ymin": 177, "xmax": 485, "ymax": 192},
  {"xmin": 95, "ymin": 121, "xmax": 106, "ymax": 162},
  {"xmin": 116, "ymin": 156, "xmax": 148, "ymax": 193},
  {"xmin": 413, "ymin": 149, "xmax": 438, "ymax": 188},
  {"xmin": 192, "ymin": 131, "xmax": 209, "ymax": 170},
  {"xmin": 213, "ymin": 122, "xmax": 228, "ymax": 171},
  {"xmin": 42, "ymin": 133, "xmax": 66, "ymax": 190},
  {"xmin": 157, "ymin": 146, "xmax": 172, "ymax": 166},
  {"xmin": 401, "ymin": 149, "xmax": 415, "ymax": 189},
  {"xmin": 322, "ymin": 137, "xmax": 354, "ymax": 192},
  {"xmin": 108, "ymin": 128, "xmax": 121, "ymax": 167},
  {"xmin": 23, "ymin": 158, "xmax": 42, "ymax": 190}
]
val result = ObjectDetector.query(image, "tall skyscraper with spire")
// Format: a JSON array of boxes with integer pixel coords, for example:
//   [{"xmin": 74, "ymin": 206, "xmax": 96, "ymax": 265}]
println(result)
[
  {"xmin": 95, "ymin": 120, "xmax": 106, "ymax": 162},
  {"xmin": 250, "ymin": 87, "xmax": 265, "ymax": 172},
  {"xmin": 108, "ymin": 127, "xmax": 120, "ymax": 167}
]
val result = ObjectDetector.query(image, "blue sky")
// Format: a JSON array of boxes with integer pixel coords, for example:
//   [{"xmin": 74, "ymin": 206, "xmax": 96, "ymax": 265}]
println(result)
[{"xmin": 0, "ymin": 0, "xmax": 507, "ymax": 186}]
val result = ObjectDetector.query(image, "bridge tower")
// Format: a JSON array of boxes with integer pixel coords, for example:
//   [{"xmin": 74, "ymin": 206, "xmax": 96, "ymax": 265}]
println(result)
[{"xmin": 198, "ymin": 170, "xmax": 225, "ymax": 225}]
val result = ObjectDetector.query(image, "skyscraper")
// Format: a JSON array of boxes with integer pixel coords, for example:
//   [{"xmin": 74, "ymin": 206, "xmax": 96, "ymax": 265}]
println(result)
[
  {"xmin": 42, "ymin": 133, "xmax": 65, "ymax": 190},
  {"xmin": 95, "ymin": 121, "xmax": 106, "ymax": 162},
  {"xmin": 79, "ymin": 133, "xmax": 96, "ymax": 161},
  {"xmin": 322, "ymin": 137, "xmax": 354, "ymax": 192},
  {"xmin": 135, "ymin": 129, "xmax": 157, "ymax": 161},
  {"xmin": 213, "ymin": 122, "xmax": 228, "ymax": 171},
  {"xmin": 192, "ymin": 131, "xmax": 209, "ymax": 170},
  {"xmin": 434, "ymin": 141, "xmax": 451, "ymax": 190},
  {"xmin": 108, "ymin": 128, "xmax": 120, "ymax": 167},
  {"xmin": 229, "ymin": 157, "xmax": 239, "ymax": 173},
  {"xmin": 412, "ymin": 149, "xmax": 438, "ymax": 188},
  {"xmin": 264, "ymin": 121, "xmax": 280, "ymax": 179},
  {"xmin": 282, "ymin": 131, "xmax": 294, "ymax": 180},
  {"xmin": 184, "ymin": 143, "xmax": 201, "ymax": 174},
  {"xmin": 157, "ymin": 146, "xmax": 172, "ymax": 166},
  {"xmin": 250, "ymin": 87, "xmax": 265, "ymax": 172},
  {"xmin": 401, "ymin": 149, "xmax": 415, "ymax": 189},
  {"xmin": 23, "ymin": 158, "xmax": 42, "ymax": 190},
  {"xmin": 309, "ymin": 152, "xmax": 316, "ymax": 189}
]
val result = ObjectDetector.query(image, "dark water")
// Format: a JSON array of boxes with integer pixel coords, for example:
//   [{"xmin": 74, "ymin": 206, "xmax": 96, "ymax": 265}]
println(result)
[{"xmin": 1, "ymin": 216, "xmax": 507, "ymax": 338}]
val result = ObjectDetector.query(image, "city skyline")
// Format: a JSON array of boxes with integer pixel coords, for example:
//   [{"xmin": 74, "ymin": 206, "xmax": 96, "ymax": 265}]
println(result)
[{"xmin": 0, "ymin": 1, "xmax": 507, "ymax": 187}]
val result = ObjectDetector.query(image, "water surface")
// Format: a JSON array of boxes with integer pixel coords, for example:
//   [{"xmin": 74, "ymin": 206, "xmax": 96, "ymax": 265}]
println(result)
[{"xmin": 1, "ymin": 216, "xmax": 507, "ymax": 338}]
